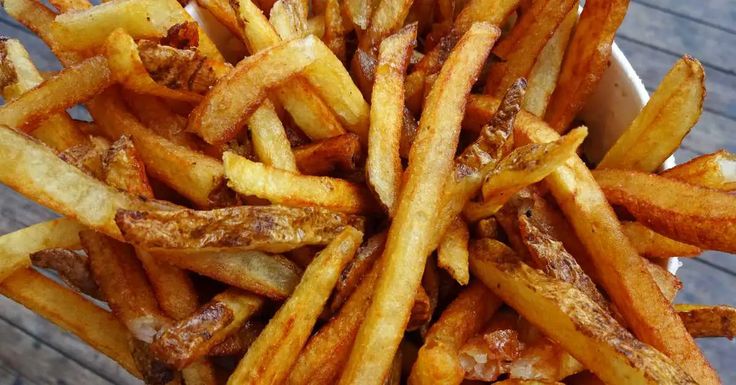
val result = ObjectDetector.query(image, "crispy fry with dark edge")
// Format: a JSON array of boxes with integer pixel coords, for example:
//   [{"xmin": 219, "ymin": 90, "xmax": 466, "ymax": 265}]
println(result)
[
  {"xmin": 647, "ymin": 260, "xmax": 682, "ymax": 302},
  {"xmin": 116, "ymin": 205, "xmax": 362, "ymax": 252},
  {"xmin": 437, "ymin": 217, "xmax": 470, "ymax": 285},
  {"xmin": 469, "ymin": 239, "xmax": 697, "ymax": 385},
  {"xmin": 226, "ymin": 227, "xmax": 362, "ymax": 385},
  {"xmin": 152, "ymin": 288, "xmax": 264, "ymax": 369},
  {"xmin": 621, "ymin": 221, "xmax": 702, "ymax": 259},
  {"xmin": 660, "ymin": 150, "xmax": 736, "ymax": 192},
  {"xmin": 598, "ymin": 56, "xmax": 705, "ymax": 172},
  {"xmin": 544, "ymin": 0, "xmax": 629, "ymax": 133},
  {"xmin": 338, "ymin": 24, "xmax": 500, "ymax": 385},
  {"xmin": 675, "ymin": 304, "xmax": 736, "ymax": 339},
  {"xmin": 594, "ymin": 169, "xmax": 736, "ymax": 254},
  {"xmin": 154, "ymin": 249, "xmax": 302, "ymax": 299},
  {"xmin": 408, "ymin": 282, "xmax": 501, "ymax": 385},
  {"xmin": 103, "ymin": 135, "xmax": 155, "ymax": 199},
  {"xmin": 330, "ymin": 231, "xmax": 386, "ymax": 312},
  {"xmin": 30, "ymin": 248, "xmax": 101, "ymax": 299},
  {"xmin": 293, "ymin": 133, "xmax": 362, "ymax": 175},
  {"xmin": 208, "ymin": 320, "xmax": 264, "ymax": 356},
  {"xmin": 366, "ymin": 24, "xmax": 416, "ymax": 215}
]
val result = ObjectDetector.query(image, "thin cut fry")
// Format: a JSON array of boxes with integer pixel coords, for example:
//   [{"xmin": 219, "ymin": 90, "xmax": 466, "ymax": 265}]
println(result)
[
  {"xmin": 115, "ymin": 205, "xmax": 363, "ymax": 252},
  {"xmin": 469, "ymin": 239, "xmax": 697, "ymax": 385},
  {"xmin": 0, "ymin": 56, "xmax": 112, "ymax": 130},
  {"xmin": 675, "ymin": 304, "xmax": 736, "ymax": 339},
  {"xmin": 226, "ymin": 227, "xmax": 362, "ymax": 385},
  {"xmin": 437, "ymin": 217, "xmax": 470, "ymax": 285},
  {"xmin": 621, "ymin": 221, "xmax": 702, "ymax": 259},
  {"xmin": 660, "ymin": 150, "xmax": 736, "ymax": 192},
  {"xmin": 366, "ymin": 24, "xmax": 416, "ymax": 215},
  {"xmin": 339, "ymin": 24, "xmax": 500, "ymax": 385},
  {"xmin": 598, "ymin": 56, "xmax": 705, "ymax": 172},
  {"xmin": 224, "ymin": 152, "xmax": 376, "ymax": 214},
  {"xmin": 544, "ymin": 0, "xmax": 630, "ymax": 133},
  {"xmin": 293, "ymin": 133, "xmax": 362, "ymax": 175}
]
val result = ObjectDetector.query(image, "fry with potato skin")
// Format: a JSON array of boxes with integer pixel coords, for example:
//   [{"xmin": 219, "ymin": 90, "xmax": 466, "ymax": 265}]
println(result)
[
  {"xmin": 621, "ymin": 221, "xmax": 702, "ymax": 259},
  {"xmin": 660, "ymin": 150, "xmax": 736, "ymax": 192},
  {"xmin": 469, "ymin": 239, "xmax": 697, "ymax": 385},
  {"xmin": 103, "ymin": 135, "xmax": 155, "ymax": 199},
  {"xmin": 675, "ymin": 304, "xmax": 736, "ymax": 339},
  {"xmin": 330, "ymin": 231, "xmax": 387, "ymax": 312},
  {"xmin": 338, "ymin": 24, "xmax": 500, "ymax": 385},
  {"xmin": 367, "ymin": 24, "xmax": 416, "ymax": 215},
  {"xmin": 227, "ymin": 227, "xmax": 362, "ymax": 385},
  {"xmin": 293, "ymin": 133, "xmax": 362, "ymax": 175},
  {"xmin": 30, "ymin": 248, "xmax": 101, "ymax": 299},
  {"xmin": 598, "ymin": 56, "xmax": 705, "ymax": 172}
]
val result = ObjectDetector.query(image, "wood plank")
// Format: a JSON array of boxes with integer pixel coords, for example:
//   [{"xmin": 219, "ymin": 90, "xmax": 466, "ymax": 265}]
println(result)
[
  {"xmin": 632, "ymin": 0, "xmax": 736, "ymax": 34},
  {"xmin": 0, "ymin": 364, "xmax": 34, "ymax": 385},
  {"xmin": 619, "ymin": 2, "xmax": 736, "ymax": 75}
]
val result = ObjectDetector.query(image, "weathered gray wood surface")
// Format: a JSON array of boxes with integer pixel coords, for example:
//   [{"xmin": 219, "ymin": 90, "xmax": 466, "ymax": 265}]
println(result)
[{"xmin": 0, "ymin": 0, "xmax": 735, "ymax": 384}]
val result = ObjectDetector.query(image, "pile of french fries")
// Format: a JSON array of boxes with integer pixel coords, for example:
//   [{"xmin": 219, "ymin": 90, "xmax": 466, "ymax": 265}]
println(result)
[{"xmin": 0, "ymin": 0, "xmax": 734, "ymax": 383}]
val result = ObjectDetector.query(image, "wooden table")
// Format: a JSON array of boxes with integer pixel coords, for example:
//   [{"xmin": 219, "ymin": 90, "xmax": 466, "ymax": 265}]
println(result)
[{"xmin": 1, "ymin": 1, "xmax": 735, "ymax": 383}]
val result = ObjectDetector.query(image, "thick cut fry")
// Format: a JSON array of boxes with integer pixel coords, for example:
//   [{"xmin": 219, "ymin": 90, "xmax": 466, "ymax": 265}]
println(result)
[
  {"xmin": 81, "ymin": 230, "xmax": 169, "ymax": 342},
  {"xmin": 323, "ymin": 0, "xmax": 346, "ymax": 61},
  {"xmin": 484, "ymin": 0, "xmax": 576, "ymax": 97},
  {"xmin": 0, "ymin": 269, "xmax": 141, "ymax": 377},
  {"xmin": 675, "ymin": 304, "xmax": 736, "ymax": 339},
  {"xmin": 469, "ymin": 239, "xmax": 697, "ymax": 385},
  {"xmin": 103, "ymin": 135, "xmax": 155, "ymax": 199},
  {"xmin": 269, "ymin": 0, "xmax": 308, "ymax": 40},
  {"xmin": 152, "ymin": 288, "xmax": 264, "ymax": 368},
  {"xmin": 0, "ymin": 56, "xmax": 112, "ymax": 130},
  {"xmin": 248, "ymin": 100, "xmax": 297, "ymax": 172},
  {"xmin": 408, "ymin": 282, "xmax": 501, "ymax": 385},
  {"xmin": 523, "ymin": 9, "xmax": 577, "ymax": 117},
  {"xmin": 116, "ymin": 205, "xmax": 363, "ymax": 252},
  {"xmin": 360, "ymin": 0, "xmax": 413, "ymax": 51},
  {"xmin": 544, "ymin": 0, "xmax": 629, "ymax": 133},
  {"xmin": 594, "ymin": 169, "xmax": 736, "ymax": 253},
  {"xmin": 660, "ymin": 150, "xmax": 736, "ymax": 192},
  {"xmin": 331, "ymin": 231, "xmax": 386, "ymax": 312},
  {"xmin": 0, "ymin": 218, "xmax": 83, "ymax": 282},
  {"xmin": 224, "ymin": 152, "xmax": 376, "ymax": 214},
  {"xmin": 154, "ymin": 249, "xmax": 302, "ymax": 299},
  {"xmin": 0, "ymin": 38, "xmax": 88, "ymax": 151},
  {"xmin": 227, "ymin": 227, "xmax": 362, "ymax": 385},
  {"xmin": 134, "ymin": 249, "xmax": 198, "ymax": 320},
  {"xmin": 293, "ymin": 133, "xmax": 362, "ymax": 175},
  {"xmin": 339, "ymin": 24, "xmax": 500, "ymax": 385},
  {"xmin": 88, "ymin": 88, "xmax": 226, "ymax": 207},
  {"xmin": 621, "ymin": 221, "xmax": 702, "ymax": 259},
  {"xmin": 437, "ymin": 217, "xmax": 470, "ymax": 285},
  {"xmin": 464, "ymin": 127, "xmax": 586, "ymax": 221},
  {"xmin": 598, "ymin": 56, "xmax": 705, "ymax": 171},
  {"xmin": 30, "ymin": 248, "xmax": 100, "ymax": 299},
  {"xmin": 0, "ymin": 126, "xmax": 154, "ymax": 238},
  {"xmin": 367, "ymin": 24, "xmax": 416, "ymax": 215},
  {"xmin": 342, "ymin": 0, "xmax": 371, "ymax": 30},
  {"xmin": 510, "ymin": 106, "xmax": 720, "ymax": 385},
  {"xmin": 195, "ymin": 0, "xmax": 246, "ymax": 41}
]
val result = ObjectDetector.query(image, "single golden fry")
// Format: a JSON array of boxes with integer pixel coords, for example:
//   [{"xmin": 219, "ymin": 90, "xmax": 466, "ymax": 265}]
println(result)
[
  {"xmin": 469, "ymin": 239, "xmax": 697, "ymax": 385},
  {"xmin": 330, "ymin": 231, "xmax": 386, "ymax": 312},
  {"xmin": 621, "ymin": 221, "xmax": 702, "ymax": 259},
  {"xmin": 194, "ymin": 0, "xmax": 247, "ymax": 42},
  {"xmin": 675, "ymin": 304, "xmax": 736, "ymax": 339},
  {"xmin": 660, "ymin": 150, "xmax": 736, "ymax": 192},
  {"xmin": 437, "ymin": 217, "xmax": 471, "ymax": 285},
  {"xmin": 544, "ymin": 0, "xmax": 630, "ymax": 133},
  {"xmin": 594, "ymin": 169, "xmax": 736, "ymax": 253},
  {"xmin": 227, "ymin": 227, "xmax": 362, "ymax": 385},
  {"xmin": 323, "ymin": 0, "xmax": 347, "ymax": 61},
  {"xmin": 248, "ymin": 100, "xmax": 298, "ymax": 172},
  {"xmin": 366, "ymin": 24, "xmax": 416, "ymax": 215},
  {"xmin": 115, "ymin": 205, "xmax": 363, "ymax": 252},
  {"xmin": 0, "ymin": 56, "xmax": 112, "ymax": 130},
  {"xmin": 103, "ymin": 135, "xmax": 155, "ymax": 199},
  {"xmin": 338, "ymin": 24, "xmax": 500, "ymax": 385},
  {"xmin": 224, "ymin": 152, "xmax": 376, "ymax": 214},
  {"xmin": 598, "ymin": 56, "xmax": 705, "ymax": 172},
  {"xmin": 293, "ymin": 133, "xmax": 362, "ymax": 175},
  {"xmin": 154, "ymin": 249, "xmax": 302, "ymax": 300},
  {"xmin": 359, "ymin": 0, "xmax": 414, "ymax": 51},
  {"xmin": 342, "ymin": 0, "xmax": 371, "ymax": 30},
  {"xmin": 269, "ymin": 0, "xmax": 308, "ymax": 40}
]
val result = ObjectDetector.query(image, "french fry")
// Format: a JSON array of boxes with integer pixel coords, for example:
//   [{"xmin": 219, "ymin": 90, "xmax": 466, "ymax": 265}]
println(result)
[
  {"xmin": 0, "ymin": 218, "xmax": 84, "ymax": 282},
  {"xmin": 0, "ymin": 268, "xmax": 141, "ymax": 378},
  {"xmin": 366, "ymin": 24, "xmax": 416, "ymax": 215},
  {"xmin": 437, "ymin": 217, "xmax": 470, "ymax": 285},
  {"xmin": 330, "ymin": 231, "xmax": 386, "ymax": 312},
  {"xmin": 359, "ymin": 0, "xmax": 414, "ymax": 52},
  {"xmin": 152, "ymin": 288, "xmax": 264, "ymax": 368},
  {"xmin": 48, "ymin": 0, "xmax": 91, "ymax": 12},
  {"xmin": 248, "ymin": 100, "xmax": 298, "ymax": 172},
  {"xmin": 0, "ymin": 56, "xmax": 112, "ymax": 130},
  {"xmin": 103, "ymin": 135, "xmax": 155, "ymax": 199},
  {"xmin": 598, "ymin": 56, "xmax": 705, "ymax": 172},
  {"xmin": 115, "ymin": 205, "xmax": 363, "ymax": 252},
  {"xmin": 523, "ymin": 9, "xmax": 577, "ymax": 117},
  {"xmin": 0, "ymin": 38, "xmax": 88, "ymax": 151},
  {"xmin": 621, "ymin": 221, "xmax": 702, "ymax": 259},
  {"xmin": 323, "ymin": 0, "xmax": 346, "ymax": 61},
  {"xmin": 544, "ymin": 0, "xmax": 630, "ymax": 133},
  {"xmin": 226, "ymin": 227, "xmax": 362, "ymax": 385},
  {"xmin": 338, "ymin": 24, "xmax": 499, "ymax": 385},
  {"xmin": 474, "ymin": 217, "xmax": 499, "ymax": 239},
  {"xmin": 385, "ymin": 350, "xmax": 403, "ymax": 385},
  {"xmin": 134, "ymin": 249, "xmax": 198, "ymax": 320},
  {"xmin": 293, "ymin": 133, "xmax": 362, "ymax": 175},
  {"xmin": 208, "ymin": 320, "xmax": 264, "ymax": 356},
  {"xmin": 408, "ymin": 282, "xmax": 501, "ymax": 385},
  {"xmin": 269, "ymin": 0, "xmax": 308, "ymax": 40},
  {"xmin": 676, "ymin": 304, "xmax": 736, "ymax": 339},
  {"xmin": 647, "ymin": 260, "xmax": 682, "ymax": 302},
  {"xmin": 30, "ymin": 248, "xmax": 101, "ymax": 299},
  {"xmin": 224, "ymin": 152, "xmax": 376, "ymax": 214},
  {"xmin": 469, "ymin": 239, "xmax": 697, "ymax": 385},
  {"xmin": 342, "ymin": 0, "xmax": 371, "ymax": 30},
  {"xmin": 494, "ymin": 380, "xmax": 564, "ymax": 385},
  {"xmin": 194, "ymin": 0, "xmax": 247, "ymax": 42},
  {"xmin": 153, "ymin": 249, "xmax": 302, "ymax": 300},
  {"xmin": 483, "ymin": 0, "xmax": 576, "ymax": 97},
  {"xmin": 660, "ymin": 150, "xmax": 736, "ymax": 192},
  {"xmin": 594, "ymin": 169, "xmax": 736, "ymax": 254}
]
